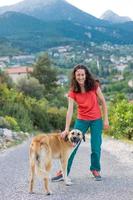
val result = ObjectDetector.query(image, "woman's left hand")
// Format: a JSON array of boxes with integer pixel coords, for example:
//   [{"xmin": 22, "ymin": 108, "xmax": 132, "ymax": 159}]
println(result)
[{"xmin": 104, "ymin": 118, "xmax": 109, "ymax": 130}]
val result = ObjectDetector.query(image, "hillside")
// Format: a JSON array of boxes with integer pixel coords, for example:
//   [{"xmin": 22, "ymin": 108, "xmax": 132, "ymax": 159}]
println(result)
[
  {"xmin": 0, "ymin": 0, "xmax": 107, "ymax": 26},
  {"xmin": 0, "ymin": 11, "xmax": 133, "ymax": 53},
  {"xmin": 0, "ymin": 11, "xmax": 93, "ymax": 52},
  {"xmin": 0, "ymin": 1, "xmax": 133, "ymax": 53}
]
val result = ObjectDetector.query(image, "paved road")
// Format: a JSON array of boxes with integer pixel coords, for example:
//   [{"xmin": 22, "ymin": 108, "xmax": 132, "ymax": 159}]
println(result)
[{"xmin": 0, "ymin": 138, "xmax": 133, "ymax": 200}]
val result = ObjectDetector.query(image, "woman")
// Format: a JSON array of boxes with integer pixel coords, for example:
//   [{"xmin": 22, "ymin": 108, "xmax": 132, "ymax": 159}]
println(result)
[{"xmin": 52, "ymin": 64, "xmax": 109, "ymax": 183}]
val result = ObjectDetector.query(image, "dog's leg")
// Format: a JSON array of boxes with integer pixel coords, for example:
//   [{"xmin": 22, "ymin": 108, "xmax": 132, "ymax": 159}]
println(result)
[
  {"xmin": 43, "ymin": 160, "xmax": 52, "ymax": 195},
  {"xmin": 60, "ymin": 155, "xmax": 73, "ymax": 186},
  {"xmin": 29, "ymin": 158, "xmax": 35, "ymax": 193},
  {"xmin": 44, "ymin": 177, "xmax": 51, "ymax": 195}
]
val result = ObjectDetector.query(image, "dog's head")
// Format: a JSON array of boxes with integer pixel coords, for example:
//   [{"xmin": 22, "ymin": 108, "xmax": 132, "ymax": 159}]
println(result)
[{"xmin": 66, "ymin": 129, "xmax": 83, "ymax": 147}]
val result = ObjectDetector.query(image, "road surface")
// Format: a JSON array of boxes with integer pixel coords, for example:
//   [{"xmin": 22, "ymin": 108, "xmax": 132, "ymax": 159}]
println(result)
[{"xmin": 0, "ymin": 137, "xmax": 133, "ymax": 200}]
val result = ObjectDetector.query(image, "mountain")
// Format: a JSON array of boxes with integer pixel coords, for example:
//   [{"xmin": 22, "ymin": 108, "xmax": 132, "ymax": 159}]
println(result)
[
  {"xmin": 0, "ymin": 1, "xmax": 133, "ymax": 53},
  {"xmin": 1, "ymin": 11, "xmax": 133, "ymax": 53},
  {"xmin": 100, "ymin": 10, "xmax": 132, "ymax": 23},
  {"xmin": 0, "ymin": 11, "xmax": 94, "ymax": 52},
  {"xmin": 0, "ymin": 36, "xmax": 22, "ymax": 56},
  {"xmin": 0, "ymin": 0, "xmax": 108, "ymax": 26}
]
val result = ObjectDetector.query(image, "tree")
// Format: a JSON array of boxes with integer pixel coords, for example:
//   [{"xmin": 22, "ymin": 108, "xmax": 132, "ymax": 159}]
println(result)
[
  {"xmin": 0, "ymin": 69, "xmax": 14, "ymax": 88},
  {"xmin": 128, "ymin": 62, "xmax": 133, "ymax": 70},
  {"xmin": 89, "ymin": 61, "xmax": 99, "ymax": 76},
  {"xmin": 31, "ymin": 53, "xmax": 58, "ymax": 97},
  {"xmin": 17, "ymin": 77, "xmax": 44, "ymax": 99}
]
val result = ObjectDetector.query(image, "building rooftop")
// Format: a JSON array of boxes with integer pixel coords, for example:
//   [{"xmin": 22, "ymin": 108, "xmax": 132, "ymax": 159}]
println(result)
[{"xmin": 5, "ymin": 66, "xmax": 33, "ymax": 74}]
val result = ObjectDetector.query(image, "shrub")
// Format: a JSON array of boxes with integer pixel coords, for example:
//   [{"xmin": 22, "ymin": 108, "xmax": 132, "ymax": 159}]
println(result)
[
  {"xmin": 30, "ymin": 99, "xmax": 51, "ymax": 132},
  {"xmin": 109, "ymin": 99, "xmax": 133, "ymax": 140},
  {"xmin": 0, "ymin": 116, "xmax": 10, "ymax": 129},
  {"xmin": 5, "ymin": 116, "xmax": 20, "ymax": 132},
  {"xmin": 1, "ymin": 101, "xmax": 33, "ymax": 132},
  {"xmin": 47, "ymin": 107, "xmax": 67, "ymax": 131}
]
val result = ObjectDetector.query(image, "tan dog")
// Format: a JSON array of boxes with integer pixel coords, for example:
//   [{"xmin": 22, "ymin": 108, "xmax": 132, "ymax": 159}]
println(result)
[{"xmin": 29, "ymin": 129, "xmax": 82, "ymax": 195}]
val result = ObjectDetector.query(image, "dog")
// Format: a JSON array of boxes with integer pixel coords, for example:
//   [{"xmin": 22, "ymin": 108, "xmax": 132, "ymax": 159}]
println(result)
[{"xmin": 29, "ymin": 129, "xmax": 82, "ymax": 195}]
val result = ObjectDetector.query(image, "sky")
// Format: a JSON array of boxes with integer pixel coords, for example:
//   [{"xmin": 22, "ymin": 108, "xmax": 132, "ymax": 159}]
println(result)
[{"xmin": 0, "ymin": 0, "xmax": 133, "ymax": 20}]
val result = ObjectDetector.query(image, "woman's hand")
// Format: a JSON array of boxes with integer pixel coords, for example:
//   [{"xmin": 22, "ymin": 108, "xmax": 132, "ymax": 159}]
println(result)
[
  {"xmin": 60, "ymin": 130, "xmax": 69, "ymax": 138},
  {"xmin": 104, "ymin": 118, "xmax": 109, "ymax": 130}
]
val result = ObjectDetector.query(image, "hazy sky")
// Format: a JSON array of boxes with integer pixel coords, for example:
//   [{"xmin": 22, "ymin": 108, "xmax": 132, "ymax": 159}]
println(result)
[{"xmin": 0, "ymin": 0, "xmax": 133, "ymax": 20}]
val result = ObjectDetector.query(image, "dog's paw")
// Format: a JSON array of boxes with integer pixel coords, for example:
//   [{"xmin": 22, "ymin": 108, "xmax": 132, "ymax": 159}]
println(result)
[
  {"xmin": 46, "ymin": 190, "xmax": 53, "ymax": 195},
  {"xmin": 65, "ymin": 178, "xmax": 73, "ymax": 186},
  {"xmin": 29, "ymin": 191, "xmax": 35, "ymax": 194}
]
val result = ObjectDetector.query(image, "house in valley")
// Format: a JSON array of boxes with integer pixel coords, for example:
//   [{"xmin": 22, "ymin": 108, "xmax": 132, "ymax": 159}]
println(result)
[{"xmin": 5, "ymin": 66, "xmax": 33, "ymax": 83}]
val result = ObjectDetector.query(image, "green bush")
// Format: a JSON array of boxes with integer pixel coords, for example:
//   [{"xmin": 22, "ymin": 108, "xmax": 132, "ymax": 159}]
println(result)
[
  {"xmin": 47, "ymin": 107, "xmax": 67, "ymax": 131},
  {"xmin": 0, "ymin": 83, "xmax": 71, "ymax": 133},
  {"xmin": 29, "ymin": 99, "xmax": 68, "ymax": 132},
  {"xmin": 0, "ymin": 116, "xmax": 10, "ymax": 129},
  {"xmin": 109, "ymin": 99, "xmax": 133, "ymax": 140},
  {"xmin": 1, "ymin": 101, "xmax": 33, "ymax": 132},
  {"xmin": 30, "ymin": 99, "xmax": 51, "ymax": 132},
  {"xmin": 5, "ymin": 116, "xmax": 20, "ymax": 132}
]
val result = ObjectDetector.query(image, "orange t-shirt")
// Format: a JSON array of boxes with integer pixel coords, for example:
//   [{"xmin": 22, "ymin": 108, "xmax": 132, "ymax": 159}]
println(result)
[{"xmin": 68, "ymin": 87, "xmax": 101, "ymax": 120}]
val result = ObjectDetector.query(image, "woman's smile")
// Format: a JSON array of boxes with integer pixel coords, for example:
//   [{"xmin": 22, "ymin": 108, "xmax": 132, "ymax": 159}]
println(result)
[{"xmin": 75, "ymin": 69, "xmax": 86, "ymax": 86}]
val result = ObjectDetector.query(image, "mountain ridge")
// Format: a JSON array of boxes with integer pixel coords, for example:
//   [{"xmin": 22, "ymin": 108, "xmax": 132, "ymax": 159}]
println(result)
[
  {"xmin": 0, "ymin": 1, "xmax": 133, "ymax": 53},
  {"xmin": 100, "ymin": 10, "xmax": 132, "ymax": 23},
  {"xmin": 0, "ymin": 0, "xmax": 109, "ymax": 26}
]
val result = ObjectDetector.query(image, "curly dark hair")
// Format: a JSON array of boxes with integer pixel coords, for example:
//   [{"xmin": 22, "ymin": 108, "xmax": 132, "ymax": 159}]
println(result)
[{"xmin": 70, "ymin": 64, "xmax": 97, "ymax": 92}]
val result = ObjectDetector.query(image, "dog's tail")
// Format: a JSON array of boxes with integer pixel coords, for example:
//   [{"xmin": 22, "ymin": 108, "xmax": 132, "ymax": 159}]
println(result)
[{"xmin": 30, "ymin": 140, "xmax": 51, "ymax": 178}]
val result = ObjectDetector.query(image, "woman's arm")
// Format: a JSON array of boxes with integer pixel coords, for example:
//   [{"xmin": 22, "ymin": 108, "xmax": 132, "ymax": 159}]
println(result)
[
  {"xmin": 61, "ymin": 97, "xmax": 74, "ymax": 137},
  {"xmin": 96, "ymin": 87, "xmax": 109, "ymax": 129}
]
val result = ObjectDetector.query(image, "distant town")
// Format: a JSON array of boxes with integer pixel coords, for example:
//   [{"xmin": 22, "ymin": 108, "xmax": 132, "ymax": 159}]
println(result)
[{"xmin": 0, "ymin": 44, "xmax": 133, "ymax": 94}]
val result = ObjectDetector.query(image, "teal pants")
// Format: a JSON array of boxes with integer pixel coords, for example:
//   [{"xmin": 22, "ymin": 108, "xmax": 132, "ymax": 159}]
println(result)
[{"xmin": 67, "ymin": 118, "xmax": 103, "ymax": 175}]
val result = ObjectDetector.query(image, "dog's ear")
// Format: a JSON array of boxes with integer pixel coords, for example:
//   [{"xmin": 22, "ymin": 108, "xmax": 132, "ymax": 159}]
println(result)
[{"xmin": 64, "ymin": 134, "xmax": 69, "ymax": 142}]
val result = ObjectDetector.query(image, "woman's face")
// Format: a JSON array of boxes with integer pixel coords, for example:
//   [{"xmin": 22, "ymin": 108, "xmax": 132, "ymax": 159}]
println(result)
[{"xmin": 75, "ymin": 69, "xmax": 86, "ymax": 86}]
